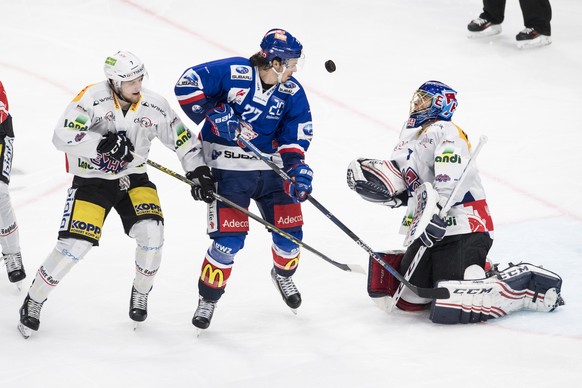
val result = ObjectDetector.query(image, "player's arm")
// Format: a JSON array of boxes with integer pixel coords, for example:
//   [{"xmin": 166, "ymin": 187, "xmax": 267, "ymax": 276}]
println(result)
[
  {"xmin": 52, "ymin": 85, "xmax": 102, "ymax": 158},
  {"xmin": 276, "ymin": 93, "xmax": 314, "ymax": 202},
  {"xmin": 174, "ymin": 66, "xmax": 223, "ymax": 125}
]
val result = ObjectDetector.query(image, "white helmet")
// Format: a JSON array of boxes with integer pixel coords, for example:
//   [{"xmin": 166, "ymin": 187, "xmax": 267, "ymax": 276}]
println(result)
[{"xmin": 103, "ymin": 51, "xmax": 147, "ymax": 92}]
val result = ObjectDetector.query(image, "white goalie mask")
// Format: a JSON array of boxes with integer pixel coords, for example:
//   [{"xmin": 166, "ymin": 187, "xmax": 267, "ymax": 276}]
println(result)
[{"xmin": 103, "ymin": 51, "xmax": 148, "ymax": 93}]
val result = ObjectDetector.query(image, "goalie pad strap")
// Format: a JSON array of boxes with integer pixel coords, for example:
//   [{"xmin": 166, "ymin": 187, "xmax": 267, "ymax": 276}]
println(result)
[{"xmin": 430, "ymin": 263, "xmax": 564, "ymax": 324}]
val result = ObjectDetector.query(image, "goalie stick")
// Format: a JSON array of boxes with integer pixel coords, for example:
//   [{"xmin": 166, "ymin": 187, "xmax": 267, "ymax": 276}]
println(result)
[
  {"xmin": 131, "ymin": 154, "xmax": 365, "ymax": 274},
  {"xmin": 388, "ymin": 135, "xmax": 489, "ymax": 311},
  {"xmin": 234, "ymin": 134, "xmax": 450, "ymax": 300}
]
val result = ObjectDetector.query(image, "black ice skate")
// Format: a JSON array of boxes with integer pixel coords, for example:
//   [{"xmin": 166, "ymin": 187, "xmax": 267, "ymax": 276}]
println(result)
[
  {"xmin": 467, "ymin": 18, "xmax": 502, "ymax": 39},
  {"xmin": 18, "ymin": 294, "xmax": 44, "ymax": 339},
  {"xmin": 129, "ymin": 286, "xmax": 149, "ymax": 326},
  {"xmin": 3, "ymin": 252, "xmax": 26, "ymax": 288},
  {"xmin": 271, "ymin": 268, "xmax": 301, "ymax": 313},
  {"xmin": 192, "ymin": 297, "xmax": 217, "ymax": 331},
  {"xmin": 516, "ymin": 28, "xmax": 551, "ymax": 49}
]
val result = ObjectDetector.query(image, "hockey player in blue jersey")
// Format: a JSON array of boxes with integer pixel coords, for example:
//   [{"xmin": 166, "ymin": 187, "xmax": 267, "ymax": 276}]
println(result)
[{"xmin": 175, "ymin": 28, "xmax": 314, "ymax": 330}]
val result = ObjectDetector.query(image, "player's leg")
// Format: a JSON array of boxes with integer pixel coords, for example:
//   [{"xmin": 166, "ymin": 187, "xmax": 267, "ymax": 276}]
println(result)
[
  {"xmin": 0, "ymin": 181, "xmax": 25, "ymax": 284},
  {"xmin": 192, "ymin": 169, "xmax": 255, "ymax": 330},
  {"xmin": 257, "ymin": 170, "xmax": 304, "ymax": 310},
  {"xmin": 19, "ymin": 178, "xmax": 112, "ymax": 335},
  {"xmin": 117, "ymin": 174, "xmax": 164, "ymax": 323}
]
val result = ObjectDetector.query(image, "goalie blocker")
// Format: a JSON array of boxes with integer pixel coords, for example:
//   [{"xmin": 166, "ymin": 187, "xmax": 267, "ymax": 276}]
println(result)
[{"xmin": 368, "ymin": 252, "xmax": 565, "ymax": 323}]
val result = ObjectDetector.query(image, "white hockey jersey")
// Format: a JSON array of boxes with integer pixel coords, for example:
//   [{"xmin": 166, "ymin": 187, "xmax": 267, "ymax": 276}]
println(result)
[
  {"xmin": 391, "ymin": 121, "xmax": 494, "ymax": 237},
  {"xmin": 53, "ymin": 81, "xmax": 204, "ymax": 179}
]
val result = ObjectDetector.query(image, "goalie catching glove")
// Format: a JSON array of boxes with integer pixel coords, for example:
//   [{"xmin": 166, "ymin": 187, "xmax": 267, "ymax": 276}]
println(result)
[{"xmin": 347, "ymin": 158, "xmax": 408, "ymax": 208}]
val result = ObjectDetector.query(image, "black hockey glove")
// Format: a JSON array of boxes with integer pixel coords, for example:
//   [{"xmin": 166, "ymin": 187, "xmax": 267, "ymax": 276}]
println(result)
[
  {"xmin": 186, "ymin": 166, "xmax": 215, "ymax": 204},
  {"xmin": 419, "ymin": 214, "xmax": 447, "ymax": 248},
  {"xmin": 97, "ymin": 132, "xmax": 134, "ymax": 163}
]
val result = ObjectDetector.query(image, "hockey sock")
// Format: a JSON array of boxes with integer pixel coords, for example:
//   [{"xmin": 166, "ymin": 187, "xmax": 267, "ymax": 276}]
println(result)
[
  {"xmin": 0, "ymin": 183, "xmax": 20, "ymax": 254},
  {"xmin": 133, "ymin": 246, "xmax": 161, "ymax": 294},
  {"xmin": 28, "ymin": 248, "xmax": 78, "ymax": 302},
  {"xmin": 272, "ymin": 244, "xmax": 300, "ymax": 277}
]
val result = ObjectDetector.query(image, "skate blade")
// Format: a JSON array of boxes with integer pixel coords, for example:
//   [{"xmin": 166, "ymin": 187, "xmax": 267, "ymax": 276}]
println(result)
[
  {"xmin": 15, "ymin": 281, "xmax": 23, "ymax": 293},
  {"xmin": 17, "ymin": 323, "xmax": 32, "ymax": 339},
  {"xmin": 133, "ymin": 321, "xmax": 140, "ymax": 331},
  {"xmin": 467, "ymin": 25, "xmax": 502, "ymax": 39},
  {"xmin": 517, "ymin": 36, "xmax": 552, "ymax": 49},
  {"xmin": 289, "ymin": 307, "xmax": 298, "ymax": 315}
]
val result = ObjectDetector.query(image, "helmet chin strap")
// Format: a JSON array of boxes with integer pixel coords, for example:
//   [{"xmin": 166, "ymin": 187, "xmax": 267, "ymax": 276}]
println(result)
[
  {"xmin": 270, "ymin": 66, "xmax": 287, "ymax": 84},
  {"xmin": 108, "ymin": 80, "xmax": 131, "ymax": 104}
]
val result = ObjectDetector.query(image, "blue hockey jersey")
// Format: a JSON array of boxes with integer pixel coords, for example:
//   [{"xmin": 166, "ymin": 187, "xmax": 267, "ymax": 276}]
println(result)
[{"xmin": 175, "ymin": 57, "xmax": 313, "ymax": 171}]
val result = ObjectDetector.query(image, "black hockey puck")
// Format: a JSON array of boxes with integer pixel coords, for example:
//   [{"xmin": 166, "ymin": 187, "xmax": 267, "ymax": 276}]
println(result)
[{"xmin": 325, "ymin": 60, "xmax": 336, "ymax": 73}]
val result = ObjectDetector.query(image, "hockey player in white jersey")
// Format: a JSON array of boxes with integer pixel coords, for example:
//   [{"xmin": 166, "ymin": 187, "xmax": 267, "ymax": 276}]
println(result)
[
  {"xmin": 0, "ymin": 81, "xmax": 26, "ymax": 288},
  {"xmin": 18, "ymin": 51, "xmax": 214, "ymax": 338},
  {"xmin": 348, "ymin": 80, "xmax": 563, "ymax": 323}
]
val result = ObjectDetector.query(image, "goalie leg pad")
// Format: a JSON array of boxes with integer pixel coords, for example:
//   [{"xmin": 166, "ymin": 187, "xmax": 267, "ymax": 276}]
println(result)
[
  {"xmin": 367, "ymin": 251, "xmax": 404, "ymax": 297},
  {"xmin": 368, "ymin": 251, "xmax": 430, "ymax": 312},
  {"xmin": 430, "ymin": 263, "xmax": 564, "ymax": 324}
]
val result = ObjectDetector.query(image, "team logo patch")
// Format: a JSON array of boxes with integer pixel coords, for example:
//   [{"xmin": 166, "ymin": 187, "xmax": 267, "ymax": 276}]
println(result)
[
  {"xmin": 230, "ymin": 65, "xmax": 252, "ymax": 81},
  {"xmin": 274, "ymin": 204, "xmax": 303, "ymax": 228},
  {"xmin": 129, "ymin": 187, "xmax": 163, "ymax": 218},
  {"xmin": 69, "ymin": 200, "xmax": 105, "ymax": 240},
  {"xmin": 219, "ymin": 207, "xmax": 249, "ymax": 232}
]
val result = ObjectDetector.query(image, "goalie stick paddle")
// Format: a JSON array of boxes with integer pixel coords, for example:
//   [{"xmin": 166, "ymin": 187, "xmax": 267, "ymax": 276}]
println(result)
[
  {"xmin": 132, "ymin": 154, "xmax": 365, "ymax": 274},
  {"xmin": 388, "ymin": 135, "xmax": 489, "ymax": 310},
  {"xmin": 235, "ymin": 135, "xmax": 450, "ymax": 300}
]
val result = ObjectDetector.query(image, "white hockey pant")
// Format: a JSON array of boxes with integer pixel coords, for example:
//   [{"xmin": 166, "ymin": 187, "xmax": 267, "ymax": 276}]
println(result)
[{"xmin": 129, "ymin": 219, "xmax": 163, "ymax": 294}]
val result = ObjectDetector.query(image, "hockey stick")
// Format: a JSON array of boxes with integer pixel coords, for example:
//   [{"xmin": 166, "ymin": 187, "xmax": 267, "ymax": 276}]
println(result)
[
  {"xmin": 235, "ymin": 134, "xmax": 450, "ymax": 299},
  {"xmin": 131, "ymin": 153, "xmax": 365, "ymax": 274},
  {"xmin": 388, "ymin": 135, "xmax": 489, "ymax": 310}
]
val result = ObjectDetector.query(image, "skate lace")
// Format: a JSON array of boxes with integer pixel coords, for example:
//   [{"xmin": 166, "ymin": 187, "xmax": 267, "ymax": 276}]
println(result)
[
  {"xmin": 27, "ymin": 298, "xmax": 43, "ymax": 320},
  {"xmin": 131, "ymin": 289, "xmax": 148, "ymax": 311},
  {"xmin": 195, "ymin": 299, "xmax": 216, "ymax": 319},
  {"xmin": 3, "ymin": 252, "xmax": 23, "ymax": 273},
  {"xmin": 275, "ymin": 274, "xmax": 299, "ymax": 297},
  {"xmin": 473, "ymin": 18, "xmax": 488, "ymax": 26},
  {"xmin": 519, "ymin": 27, "xmax": 535, "ymax": 34}
]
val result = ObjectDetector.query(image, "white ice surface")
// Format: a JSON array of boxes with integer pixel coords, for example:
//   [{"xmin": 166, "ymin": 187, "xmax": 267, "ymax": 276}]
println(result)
[{"xmin": 1, "ymin": 1, "xmax": 581, "ymax": 387}]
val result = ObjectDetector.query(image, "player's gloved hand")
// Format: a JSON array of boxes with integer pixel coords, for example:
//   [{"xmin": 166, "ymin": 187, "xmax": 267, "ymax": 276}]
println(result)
[
  {"xmin": 419, "ymin": 214, "xmax": 447, "ymax": 248},
  {"xmin": 97, "ymin": 132, "xmax": 134, "ymax": 163},
  {"xmin": 284, "ymin": 163, "xmax": 313, "ymax": 202},
  {"xmin": 186, "ymin": 166, "xmax": 215, "ymax": 204},
  {"xmin": 206, "ymin": 103, "xmax": 240, "ymax": 141}
]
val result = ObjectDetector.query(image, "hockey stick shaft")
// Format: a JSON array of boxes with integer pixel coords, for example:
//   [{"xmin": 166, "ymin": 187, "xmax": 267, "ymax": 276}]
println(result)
[
  {"xmin": 236, "ymin": 135, "xmax": 450, "ymax": 299},
  {"xmin": 133, "ymin": 154, "xmax": 365, "ymax": 274},
  {"xmin": 390, "ymin": 135, "xmax": 488, "ymax": 308}
]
